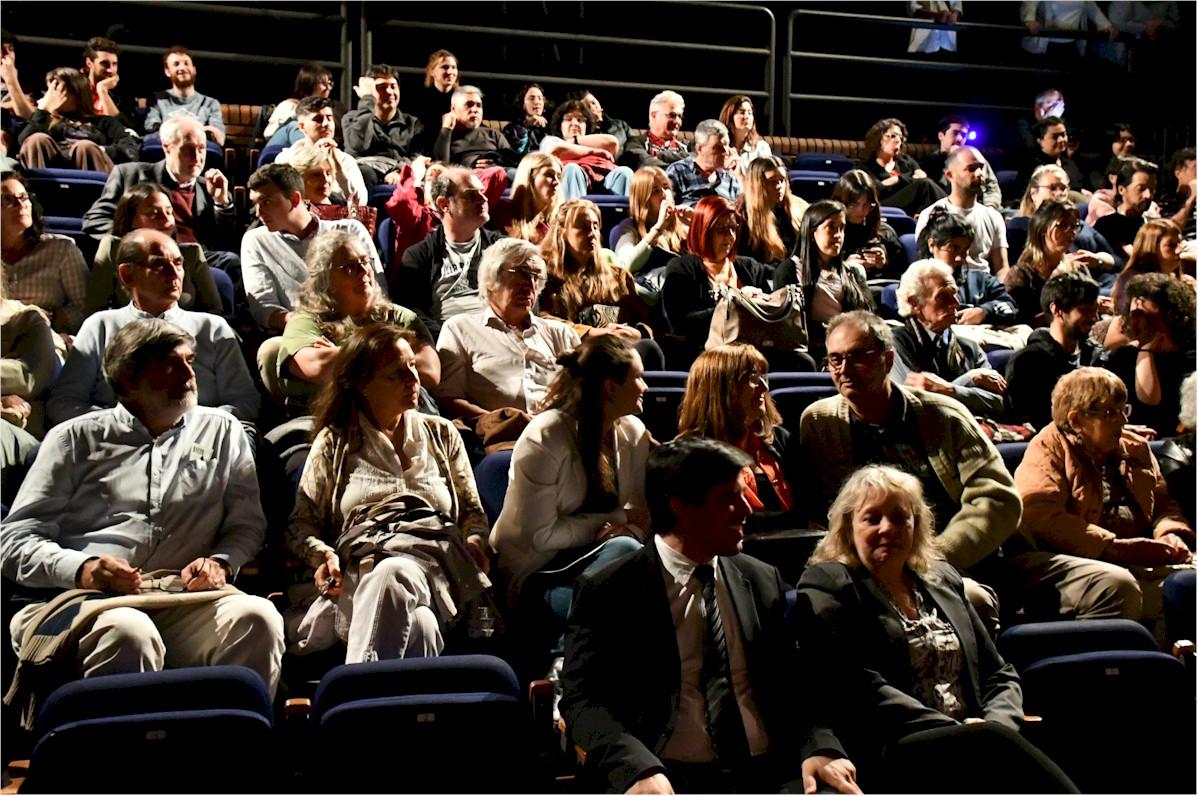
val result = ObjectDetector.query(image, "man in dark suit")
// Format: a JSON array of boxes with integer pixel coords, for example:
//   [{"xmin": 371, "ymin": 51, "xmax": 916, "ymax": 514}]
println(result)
[
  {"xmin": 82, "ymin": 113, "xmax": 240, "ymax": 279},
  {"xmin": 561, "ymin": 437, "xmax": 861, "ymax": 794}
]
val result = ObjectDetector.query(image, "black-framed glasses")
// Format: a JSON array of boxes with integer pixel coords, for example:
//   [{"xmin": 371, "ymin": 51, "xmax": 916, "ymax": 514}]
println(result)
[
  {"xmin": 1, "ymin": 193, "xmax": 31, "ymax": 208},
  {"xmin": 826, "ymin": 347, "xmax": 881, "ymax": 370}
]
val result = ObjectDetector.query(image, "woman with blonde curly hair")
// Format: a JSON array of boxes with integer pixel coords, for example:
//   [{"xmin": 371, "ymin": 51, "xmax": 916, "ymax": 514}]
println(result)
[
  {"xmin": 798, "ymin": 464, "xmax": 1038, "ymax": 791},
  {"xmin": 610, "ymin": 166, "xmax": 689, "ymax": 273},
  {"xmin": 491, "ymin": 151, "xmax": 563, "ymax": 244},
  {"xmin": 735, "ymin": 156, "xmax": 808, "ymax": 267},
  {"xmin": 539, "ymin": 198, "xmax": 664, "ymax": 368},
  {"xmin": 676, "ymin": 343, "xmax": 800, "ymax": 531}
]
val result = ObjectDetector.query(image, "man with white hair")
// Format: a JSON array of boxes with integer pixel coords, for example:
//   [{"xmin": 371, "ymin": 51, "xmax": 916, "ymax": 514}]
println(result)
[
  {"xmin": 433, "ymin": 85, "xmax": 512, "ymax": 170},
  {"xmin": 83, "ymin": 113, "xmax": 240, "ymax": 276},
  {"xmin": 626, "ymin": 90, "xmax": 688, "ymax": 168},
  {"xmin": 914, "ymin": 145, "xmax": 1008, "ymax": 274},
  {"xmin": 666, "ymin": 119, "xmax": 740, "ymax": 206},
  {"xmin": 4, "ymin": 318, "xmax": 284, "ymax": 697}
]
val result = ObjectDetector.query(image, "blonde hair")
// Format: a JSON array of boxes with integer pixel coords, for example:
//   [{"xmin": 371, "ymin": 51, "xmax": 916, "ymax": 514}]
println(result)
[
  {"xmin": 505, "ymin": 152, "xmax": 563, "ymax": 243},
  {"xmin": 540, "ymin": 199, "xmax": 629, "ymax": 319},
  {"xmin": 287, "ymin": 145, "xmax": 334, "ymax": 173},
  {"xmin": 677, "ymin": 344, "xmax": 782, "ymax": 445},
  {"xmin": 1051, "ymin": 367, "xmax": 1129, "ymax": 434},
  {"xmin": 897, "ymin": 259, "xmax": 954, "ymax": 318},
  {"xmin": 629, "ymin": 166, "xmax": 686, "ymax": 255},
  {"xmin": 809, "ymin": 465, "xmax": 942, "ymax": 575},
  {"xmin": 1019, "ymin": 164, "xmax": 1069, "ymax": 217},
  {"xmin": 738, "ymin": 156, "xmax": 807, "ymax": 263}
]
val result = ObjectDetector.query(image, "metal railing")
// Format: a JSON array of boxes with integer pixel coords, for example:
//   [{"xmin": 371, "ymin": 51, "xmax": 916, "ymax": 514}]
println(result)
[
  {"xmin": 363, "ymin": 2, "xmax": 777, "ymax": 132},
  {"xmin": 783, "ymin": 8, "xmax": 1102, "ymax": 135}
]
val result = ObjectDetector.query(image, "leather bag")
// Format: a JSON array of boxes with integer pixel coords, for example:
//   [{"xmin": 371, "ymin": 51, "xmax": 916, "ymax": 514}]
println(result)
[{"xmin": 705, "ymin": 284, "xmax": 809, "ymax": 352}]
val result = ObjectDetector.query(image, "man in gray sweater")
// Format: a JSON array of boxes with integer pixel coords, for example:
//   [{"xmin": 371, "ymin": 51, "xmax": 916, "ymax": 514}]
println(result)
[{"xmin": 144, "ymin": 46, "xmax": 225, "ymax": 146}]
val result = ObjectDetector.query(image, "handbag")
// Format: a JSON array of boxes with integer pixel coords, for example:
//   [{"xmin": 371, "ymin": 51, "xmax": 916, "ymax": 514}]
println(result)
[{"xmin": 705, "ymin": 284, "xmax": 808, "ymax": 352}]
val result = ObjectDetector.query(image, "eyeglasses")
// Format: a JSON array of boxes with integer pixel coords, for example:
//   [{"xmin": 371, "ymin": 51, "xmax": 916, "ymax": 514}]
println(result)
[
  {"xmin": 826, "ymin": 347, "xmax": 881, "ymax": 371},
  {"xmin": 1, "ymin": 192, "xmax": 31, "ymax": 208},
  {"xmin": 742, "ymin": 372, "xmax": 768, "ymax": 389},
  {"xmin": 712, "ymin": 222, "xmax": 740, "ymax": 235},
  {"xmin": 334, "ymin": 256, "xmax": 372, "ymax": 274},
  {"xmin": 500, "ymin": 266, "xmax": 543, "ymax": 284},
  {"xmin": 1054, "ymin": 220, "xmax": 1084, "ymax": 233},
  {"xmin": 1087, "ymin": 404, "xmax": 1132, "ymax": 420},
  {"xmin": 882, "ymin": 131, "xmax": 904, "ymax": 142},
  {"xmin": 1037, "ymin": 182, "xmax": 1068, "ymax": 192}
]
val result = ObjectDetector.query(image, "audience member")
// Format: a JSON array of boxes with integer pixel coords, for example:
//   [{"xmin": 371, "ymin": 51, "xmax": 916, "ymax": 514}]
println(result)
[
  {"xmin": 0, "ymin": 282, "xmax": 57, "ymax": 436},
  {"xmin": 612, "ymin": 165, "xmax": 690, "ymax": 274},
  {"xmin": 1, "ymin": 171, "xmax": 88, "ymax": 337},
  {"xmin": 276, "ymin": 96, "xmax": 367, "ymax": 204},
  {"xmin": 1158, "ymin": 372, "xmax": 1196, "ymax": 527},
  {"xmin": 83, "ymin": 114, "xmax": 240, "ymax": 279},
  {"xmin": 568, "ymin": 89, "xmax": 637, "ymax": 167},
  {"xmin": 1002, "ymin": 198, "xmax": 1084, "ymax": 326},
  {"xmin": 408, "ymin": 49, "xmax": 459, "ymax": 154},
  {"xmin": 677, "ymin": 344, "xmax": 803, "ymax": 532},
  {"xmin": 1017, "ymin": 88, "xmax": 1066, "ymax": 151},
  {"xmin": 491, "ymin": 151, "xmax": 562, "ymax": 244},
  {"xmin": 2, "ymin": 319, "xmax": 283, "ymax": 694},
  {"xmin": 241, "ymin": 163, "xmax": 382, "ymax": 334},
  {"xmin": 491, "ymin": 335, "xmax": 650, "ymax": 623},
  {"xmin": 0, "ymin": 31, "xmax": 36, "ymax": 142},
  {"xmin": 436, "ymin": 238, "xmax": 579, "ymax": 420},
  {"xmin": 832, "ymin": 169, "xmax": 904, "ymax": 281},
  {"xmin": 397, "ymin": 166, "xmax": 503, "ymax": 337},
  {"xmin": 666, "ymin": 119, "xmax": 740, "ymax": 207},
  {"xmin": 1109, "ymin": 218, "xmax": 1187, "ymax": 314},
  {"xmin": 625, "ymin": 90, "xmax": 688, "ymax": 168},
  {"xmin": 908, "ymin": 1, "xmax": 963, "ymax": 54},
  {"xmin": 84, "ymin": 182, "xmax": 224, "ymax": 318},
  {"xmin": 1094, "ymin": 158, "xmax": 1158, "ymax": 257},
  {"xmin": 266, "ymin": 228, "xmax": 435, "ymax": 409},
  {"xmin": 286, "ymin": 323, "xmax": 490, "ymax": 661},
  {"xmin": 914, "ymin": 146, "xmax": 1007, "ymax": 274},
  {"xmin": 1017, "ymin": 116, "xmax": 1087, "ymax": 200},
  {"xmin": 1004, "ymin": 272, "xmax": 1100, "ymax": 429},
  {"xmin": 776, "ymin": 200, "xmax": 874, "ymax": 354},
  {"xmin": 800, "ymin": 465, "xmax": 1049, "ymax": 792},
  {"xmin": 661, "ymin": 196, "xmax": 775, "ymax": 362},
  {"xmin": 736, "ymin": 156, "xmax": 808, "ymax": 269},
  {"xmin": 143, "ymin": 46, "xmax": 225, "ymax": 146},
  {"xmin": 286, "ymin": 145, "xmax": 378, "ymax": 237},
  {"xmin": 263, "ymin": 62, "xmax": 334, "ymax": 139},
  {"xmin": 892, "ymin": 260, "xmax": 1006, "ymax": 416},
  {"xmin": 719, "ymin": 94, "xmax": 772, "ymax": 174},
  {"xmin": 17, "ymin": 67, "xmax": 137, "ymax": 171},
  {"xmin": 799, "ymin": 311, "xmax": 1022, "ymax": 623},
  {"xmin": 1083, "ymin": 155, "xmax": 1132, "ymax": 225},
  {"xmin": 81, "ymin": 37, "xmax": 130, "ymax": 123},
  {"xmin": 378, "ymin": 159, "xmax": 447, "ymax": 268},
  {"xmin": 859, "ymin": 117, "xmax": 945, "ymax": 216},
  {"xmin": 434, "ymin": 85, "xmax": 512, "ymax": 170},
  {"xmin": 343, "ymin": 64, "xmax": 422, "ymax": 187},
  {"xmin": 538, "ymin": 199, "xmax": 663, "ymax": 368},
  {"xmin": 561, "ymin": 435, "xmax": 859, "ymax": 795},
  {"xmin": 1021, "ymin": 1, "xmax": 1118, "ymax": 59},
  {"xmin": 48, "ymin": 229, "xmax": 258, "ymax": 425},
  {"xmin": 917, "ymin": 209, "xmax": 1017, "ymax": 326},
  {"xmin": 540, "ymin": 99, "xmax": 632, "ymax": 199},
  {"xmin": 1104, "ymin": 272, "xmax": 1196, "ymax": 436},
  {"xmin": 1008, "ymin": 165, "xmax": 1120, "ymax": 283},
  {"xmin": 1158, "ymin": 147, "xmax": 1195, "ymax": 235},
  {"xmin": 918, "ymin": 115, "xmax": 1002, "ymax": 210},
  {"xmin": 502, "ymin": 83, "xmax": 549, "ymax": 157},
  {"xmin": 1013, "ymin": 366, "xmax": 1192, "ymax": 624}
]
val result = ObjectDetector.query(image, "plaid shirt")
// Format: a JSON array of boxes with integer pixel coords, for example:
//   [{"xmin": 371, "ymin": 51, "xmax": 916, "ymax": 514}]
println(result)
[
  {"xmin": 665, "ymin": 156, "xmax": 741, "ymax": 206},
  {"xmin": 1, "ymin": 234, "xmax": 89, "ymax": 334}
]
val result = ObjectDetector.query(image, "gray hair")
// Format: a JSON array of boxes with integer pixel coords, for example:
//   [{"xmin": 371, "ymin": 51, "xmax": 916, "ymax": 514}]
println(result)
[
  {"xmin": 159, "ymin": 112, "xmax": 204, "ymax": 147},
  {"xmin": 297, "ymin": 228, "xmax": 381, "ymax": 318},
  {"xmin": 826, "ymin": 310, "xmax": 895, "ymax": 353},
  {"xmin": 287, "ymin": 145, "xmax": 333, "ymax": 173},
  {"xmin": 693, "ymin": 119, "xmax": 729, "ymax": 149},
  {"xmin": 649, "ymin": 90, "xmax": 685, "ymax": 116},
  {"xmin": 1181, "ymin": 373, "xmax": 1197, "ymax": 431},
  {"xmin": 897, "ymin": 259, "xmax": 954, "ymax": 318},
  {"xmin": 451, "ymin": 85, "xmax": 483, "ymax": 105},
  {"xmin": 103, "ymin": 319, "xmax": 196, "ymax": 399},
  {"xmin": 428, "ymin": 166, "xmax": 471, "ymax": 206},
  {"xmin": 477, "ymin": 237, "xmax": 546, "ymax": 300}
]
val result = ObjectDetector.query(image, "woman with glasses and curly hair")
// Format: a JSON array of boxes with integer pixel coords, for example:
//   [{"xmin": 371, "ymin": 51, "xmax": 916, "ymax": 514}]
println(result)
[{"xmin": 859, "ymin": 117, "xmax": 945, "ymax": 216}]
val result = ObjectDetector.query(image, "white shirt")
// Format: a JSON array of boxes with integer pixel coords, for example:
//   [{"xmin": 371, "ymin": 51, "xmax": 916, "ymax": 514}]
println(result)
[
  {"xmin": 337, "ymin": 410, "xmax": 454, "ymax": 520},
  {"xmin": 655, "ymin": 535, "xmax": 770, "ymax": 763},
  {"xmin": 908, "ymin": 1, "xmax": 962, "ymax": 53},
  {"xmin": 915, "ymin": 197, "xmax": 1008, "ymax": 272},
  {"xmin": 1021, "ymin": 0, "xmax": 1112, "ymax": 52},
  {"xmin": 436, "ymin": 306, "xmax": 580, "ymax": 413}
]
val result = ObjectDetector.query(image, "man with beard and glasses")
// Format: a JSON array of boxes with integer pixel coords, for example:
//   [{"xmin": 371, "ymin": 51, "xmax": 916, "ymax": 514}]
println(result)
[
  {"xmin": 47, "ymin": 228, "xmax": 258, "ymax": 426},
  {"xmin": 1094, "ymin": 159, "xmax": 1159, "ymax": 258},
  {"xmin": 2, "ymin": 318, "xmax": 284, "ymax": 697},
  {"xmin": 143, "ymin": 45, "xmax": 225, "ymax": 146},
  {"xmin": 914, "ymin": 146, "xmax": 1008, "ymax": 275}
]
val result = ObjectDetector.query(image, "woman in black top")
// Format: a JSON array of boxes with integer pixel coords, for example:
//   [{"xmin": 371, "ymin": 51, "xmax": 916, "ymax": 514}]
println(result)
[
  {"xmin": 17, "ymin": 67, "xmax": 137, "ymax": 172},
  {"xmin": 859, "ymin": 118, "xmax": 945, "ymax": 217},
  {"xmin": 833, "ymin": 169, "xmax": 906, "ymax": 280}
]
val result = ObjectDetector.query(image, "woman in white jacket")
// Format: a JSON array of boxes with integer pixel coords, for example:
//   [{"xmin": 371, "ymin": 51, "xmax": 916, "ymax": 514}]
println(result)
[{"xmin": 491, "ymin": 334, "xmax": 652, "ymax": 622}]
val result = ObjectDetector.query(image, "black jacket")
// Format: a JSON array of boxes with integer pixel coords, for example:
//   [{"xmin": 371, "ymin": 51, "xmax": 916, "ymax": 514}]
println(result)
[
  {"xmin": 342, "ymin": 97, "xmax": 423, "ymax": 161},
  {"xmin": 18, "ymin": 110, "xmax": 138, "ymax": 165},
  {"xmin": 796, "ymin": 560, "xmax": 1022, "ymax": 780},
  {"xmin": 561, "ymin": 541, "xmax": 844, "ymax": 793},
  {"xmin": 396, "ymin": 226, "xmax": 505, "ymax": 337},
  {"xmin": 660, "ymin": 254, "xmax": 773, "ymax": 352},
  {"xmin": 1003, "ymin": 327, "xmax": 1096, "ymax": 429},
  {"xmin": 82, "ymin": 159, "xmax": 237, "ymax": 250}
]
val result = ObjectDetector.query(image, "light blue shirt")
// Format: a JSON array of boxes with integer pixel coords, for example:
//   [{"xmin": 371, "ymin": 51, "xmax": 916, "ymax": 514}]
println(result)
[
  {"xmin": 1, "ymin": 403, "xmax": 265, "ymax": 589},
  {"xmin": 46, "ymin": 303, "xmax": 259, "ymax": 426}
]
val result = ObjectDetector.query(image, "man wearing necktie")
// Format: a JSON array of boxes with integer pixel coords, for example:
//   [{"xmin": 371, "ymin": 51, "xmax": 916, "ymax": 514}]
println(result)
[{"xmin": 561, "ymin": 436, "xmax": 860, "ymax": 794}]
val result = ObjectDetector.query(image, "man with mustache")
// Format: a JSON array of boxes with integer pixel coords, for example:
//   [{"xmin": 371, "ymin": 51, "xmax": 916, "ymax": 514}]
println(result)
[
  {"xmin": 47, "ymin": 228, "xmax": 258, "ymax": 425},
  {"xmin": 1094, "ymin": 158, "xmax": 1159, "ymax": 257},
  {"xmin": 2, "ymin": 318, "xmax": 283, "ymax": 696}
]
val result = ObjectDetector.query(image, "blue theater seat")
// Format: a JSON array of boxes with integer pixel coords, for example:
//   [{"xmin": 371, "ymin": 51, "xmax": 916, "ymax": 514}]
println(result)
[
  {"xmin": 900, "ymin": 232, "xmax": 918, "ymax": 263},
  {"xmin": 474, "ymin": 449, "xmax": 514, "ymax": 527},
  {"xmin": 24, "ymin": 169, "xmax": 108, "ymax": 218},
  {"xmin": 770, "ymin": 385, "xmax": 837, "ymax": 432},
  {"xmin": 792, "ymin": 152, "xmax": 854, "ymax": 175}
]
